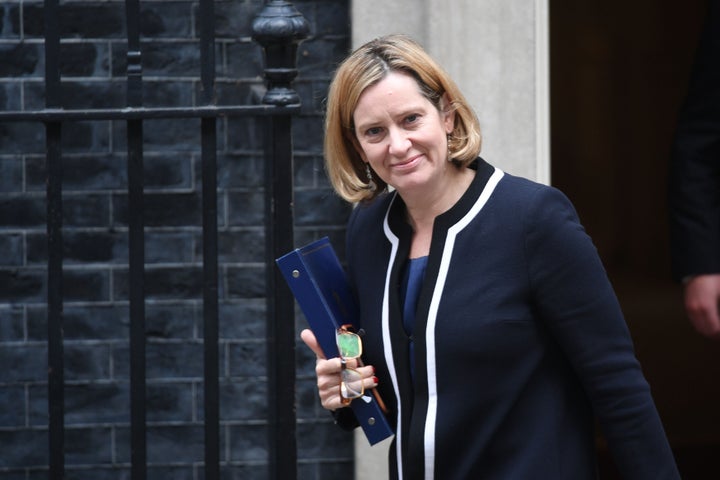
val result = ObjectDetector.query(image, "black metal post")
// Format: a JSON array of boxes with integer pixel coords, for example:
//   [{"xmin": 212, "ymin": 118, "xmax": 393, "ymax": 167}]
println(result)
[
  {"xmin": 199, "ymin": 0, "xmax": 220, "ymax": 478},
  {"xmin": 252, "ymin": 2, "xmax": 308, "ymax": 479},
  {"xmin": 125, "ymin": 0, "xmax": 147, "ymax": 478},
  {"xmin": 44, "ymin": 0, "xmax": 64, "ymax": 478}
]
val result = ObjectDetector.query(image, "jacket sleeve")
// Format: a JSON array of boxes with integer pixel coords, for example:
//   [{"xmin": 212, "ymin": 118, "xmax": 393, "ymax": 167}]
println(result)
[
  {"xmin": 524, "ymin": 186, "xmax": 680, "ymax": 479},
  {"xmin": 668, "ymin": 1, "xmax": 720, "ymax": 281}
]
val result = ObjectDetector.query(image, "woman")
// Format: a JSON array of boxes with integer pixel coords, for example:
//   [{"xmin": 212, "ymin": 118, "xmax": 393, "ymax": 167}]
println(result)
[{"xmin": 301, "ymin": 34, "xmax": 679, "ymax": 479}]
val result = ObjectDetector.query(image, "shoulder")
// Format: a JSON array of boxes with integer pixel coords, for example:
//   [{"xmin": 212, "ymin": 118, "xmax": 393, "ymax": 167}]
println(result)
[
  {"xmin": 492, "ymin": 171, "xmax": 578, "ymax": 219},
  {"xmin": 348, "ymin": 191, "xmax": 396, "ymax": 233}
]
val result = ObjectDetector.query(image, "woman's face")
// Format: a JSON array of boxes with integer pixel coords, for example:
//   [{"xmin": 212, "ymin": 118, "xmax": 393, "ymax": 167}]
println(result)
[{"xmin": 352, "ymin": 71, "xmax": 454, "ymax": 196}]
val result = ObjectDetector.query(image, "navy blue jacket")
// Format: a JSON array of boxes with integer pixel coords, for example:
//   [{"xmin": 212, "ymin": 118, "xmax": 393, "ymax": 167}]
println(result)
[{"xmin": 345, "ymin": 159, "xmax": 679, "ymax": 479}]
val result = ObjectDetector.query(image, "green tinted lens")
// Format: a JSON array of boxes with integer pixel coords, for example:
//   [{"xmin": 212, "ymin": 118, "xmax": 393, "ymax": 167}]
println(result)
[{"xmin": 336, "ymin": 331, "xmax": 361, "ymax": 359}]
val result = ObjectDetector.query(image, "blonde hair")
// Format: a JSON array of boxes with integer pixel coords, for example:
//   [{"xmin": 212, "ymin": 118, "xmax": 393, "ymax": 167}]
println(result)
[{"xmin": 324, "ymin": 34, "xmax": 482, "ymax": 203}]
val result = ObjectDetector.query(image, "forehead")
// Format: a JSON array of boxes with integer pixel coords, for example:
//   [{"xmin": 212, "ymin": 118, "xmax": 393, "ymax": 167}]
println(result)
[{"xmin": 353, "ymin": 71, "xmax": 431, "ymax": 120}]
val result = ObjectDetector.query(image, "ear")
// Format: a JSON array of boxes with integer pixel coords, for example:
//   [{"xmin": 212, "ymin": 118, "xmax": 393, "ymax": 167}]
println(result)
[{"xmin": 440, "ymin": 93, "xmax": 456, "ymax": 135}]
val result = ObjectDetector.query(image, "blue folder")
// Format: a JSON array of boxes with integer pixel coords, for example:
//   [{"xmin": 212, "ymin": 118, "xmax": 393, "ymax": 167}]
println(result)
[{"xmin": 276, "ymin": 237, "xmax": 394, "ymax": 445}]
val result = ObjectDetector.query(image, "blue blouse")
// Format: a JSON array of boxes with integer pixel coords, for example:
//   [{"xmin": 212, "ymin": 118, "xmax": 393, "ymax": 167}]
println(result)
[{"xmin": 400, "ymin": 255, "xmax": 428, "ymax": 379}]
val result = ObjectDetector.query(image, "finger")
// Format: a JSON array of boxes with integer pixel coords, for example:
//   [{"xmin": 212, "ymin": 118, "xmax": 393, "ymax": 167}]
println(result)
[{"xmin": 300, "ymin": 328, "xmax": 326, "ymax": 360}]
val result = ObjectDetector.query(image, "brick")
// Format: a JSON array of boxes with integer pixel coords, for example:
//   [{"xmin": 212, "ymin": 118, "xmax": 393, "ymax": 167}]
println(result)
[
  {"xmin": 292, "ymin": 115, "xmax": 324, "ymax": 153},
  {"xmin": 212, "ymin": 0, "xmax": 264, "ymax": 39},
  {"xmin": 0, "ymin": 304, "xmax": 25, "ymax": 341},
  {"xmin": 0, "ymin": 386, "xmax": 25, "ymax": 427},
  {"xmin": 112, "ymin": 118, "xmax": 201, "ymax": 152},
  {"xmin": 64, "ymin": 267, "xmax": 110, "ymax": 302},
  {"xmin": 146, "ymin": 231, "xmax": 196, "ymax": 264},
  {"xmin": 53, "ymin": 467, "xmax": 130, "ymax": 480},
  {"xmin": 113, "ymin": 265, "xmax": 204, "ymax": 301},
  {"xmin": 318, "ymin": 460, "xmax": 354, "ymax": 480},
  {"xmin": 25, "ymin": 153, "xmax": 193, "ymax": 192},
  {"xmin": 0, "ymin": 82, "xmax": 22, "ymax": 110},
  {"xmin": 315, "ymin": 1, "xmax": 350, "ymax": 36},
  {"xmin": 216, "ymin": 229, "xmax": 265, "ymax": 263},
  {"xmin": 0, "ymin": 4, "xmax": 21, "ymax": 38},
  {"xmin": 225, "ymin": 41, "xmax": 264, "ymax": 79},
  {"xmin": 112, "ymin": 192, "xmax": 201, "ymax": 228},
  {"xmin": 214, "ymin": 80, "xmax": 265, "ymax": 109},
  {"xmin": 226, "ymin": 191, "xmax": 264, "ymax": 227},
  {"xmin": 0, "ymin": 268, "xmax": 45, "ymax": 302},
  {"xmin": 0, "ymin": 156, "xmax": 22, "ymax": 193},
  {"xmin": 223, "ymin": 465, "xmax": 269, "ymax": 480},
  {"xmin": 57, "ymin": 81, "xmax": 125, "ymax": 110},
  {"xmin": 112, "ymin": 41, "xmax": 201, "ymax": 78},
  {"xmin": 140, "ymin": 2, "xmax": 194, "ymax": 38},
  {"xmin": 63, "ymin": 194, "xmax": 112, "ymax": 227},
  {"xmin": 141, "ymin": 80, "xmax": 196, "ymax": 109},
  {"xmin": 113, "ymin": 341, "xmax": 203, "ymax": 379},
  {"xmin": 0, "ymin": 344, "xmax": 46, "ymax": 383},
  {"xmin": 26, "ymin": 154, "xmax": 122, "ymax": 191},
  {"xmin": 227, "ymin": 340, "xmax": 265, "ymax": 377},
  {"xmin": 0, "ymin": 122, "xmax": 45, "ymax": 155},
  {"xmin": 225, "ymin": 116, "xmax": 265, "ymax": 152},
  {"xmin": 65, "ymin": 426, "xmax": 113, "ymax": 465},
  {"xmin": 60, "ymin": 120, "xmax": 111, "ymax": 153},
  {"xmin": 27, "ymin": 230, "xmax": 126, "ymax": 265},
  {"xmin": 298, "ymin": 37, "xmax": 351, "ymax": 79},
  {"xmin": 26, "ymin": 304, "xmax": 129, "ymax": 341},
  {"xmin": 218, "ymin": 299, "xmax": 266, "ymax": 339},
  {"xmin": 23, "ymin": 3, "xmax": 126, "ymax": 39},
  {"xmin": 227, "ymin": 423, "xmax": 267, "ymax": 462},
  {"xmin": 145, "ymin": 303, "xmax": 198, "ymax": 339},
  {"xmin": 294, "ymin": 188, "xmax": 351, "ymax": 226},
  {"xmin": 226, "ymin": 265, "xmax": 265, "ymax": 298},
  {"xmin": 146, "ymin": 382, "xmax": 195, "ymax": 422},
  {"xmin": 218, "ymin": 380, "xmax": 267, "ymax": 420},
  {"xmin": 295, "ymin": 377, "xmax": 324, "ymax": 421},
  {"xmin": 144, "ymin": 153, "xmax": 194, "ymax": 190},
  {"xmin": 114, "ymin": 424, "xmax": 205, "ymax": 464},
  {"xmin": 29, "ymin": 383, "xmax": 130, "ymax": 426},
  {"xmin": 292, "ymin": 153, "xmax": 323, "ymax": 187},
  {"xmin": 296, "ymin": 421, "xmax": 353, "ymax": 460},
  {"xmin": 0, "ymin": 43, "xmax": 42, "ymax": 77},
  {"xmin": 0, "ymin": 430, "xmax": 47, "ymax": 468},
  {"xmin": 60, "ymin": 42, "xmax": 111, "ymax": 77},
  {"xmin": 0, "ymin": 233, "xmax": 24, "ymax": 266},
  {"xmin": 64, "ymin": 343, "xmax": 112, "ymax": 381},
  {"xmin": 215, "ymin": 154, "xmax": 264, "ymax": 189}
]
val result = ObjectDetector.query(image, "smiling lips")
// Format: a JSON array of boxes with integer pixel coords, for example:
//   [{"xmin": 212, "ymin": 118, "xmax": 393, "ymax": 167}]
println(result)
[{"xmin": 391, "ymin": 154, "xmax": 423, "ymax": 170}]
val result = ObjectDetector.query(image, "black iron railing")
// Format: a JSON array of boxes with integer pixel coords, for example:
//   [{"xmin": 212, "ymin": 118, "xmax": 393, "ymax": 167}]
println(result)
[{"xmin": 0, "ymin": 1, "xmax": 309, "ymax": 479}]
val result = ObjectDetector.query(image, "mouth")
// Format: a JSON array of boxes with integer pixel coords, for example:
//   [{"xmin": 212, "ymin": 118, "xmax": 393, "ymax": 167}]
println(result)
[{"xmin": 392, "ymin": 154, "xmax": 423, "ymax": 170}]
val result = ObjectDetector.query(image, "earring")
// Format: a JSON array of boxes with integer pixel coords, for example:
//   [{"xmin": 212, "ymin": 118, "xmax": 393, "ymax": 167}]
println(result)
[
  {"xmin": 447, "ymin": 134, "xmax": 454, "ymax": 162},
  {"xmin": 365, "ymin": 163, "xmax": 377, "ymax": 192}
]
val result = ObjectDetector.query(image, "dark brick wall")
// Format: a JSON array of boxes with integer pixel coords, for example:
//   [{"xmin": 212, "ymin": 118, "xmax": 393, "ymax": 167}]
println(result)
[{"xmin": 0, "ymin": 1, "xmax": 354, "ymax": 478}]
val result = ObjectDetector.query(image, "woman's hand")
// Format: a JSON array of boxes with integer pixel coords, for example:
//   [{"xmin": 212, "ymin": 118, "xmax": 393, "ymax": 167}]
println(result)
[{"xmin": 300, "ymin": 328, "xmax": 378, "ymax": 410}]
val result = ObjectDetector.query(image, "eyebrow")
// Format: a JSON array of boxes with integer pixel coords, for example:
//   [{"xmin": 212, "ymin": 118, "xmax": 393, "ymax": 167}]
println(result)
[{"xmin": 355, "ymin": 104, "xmax": 429, "ymax": 133}]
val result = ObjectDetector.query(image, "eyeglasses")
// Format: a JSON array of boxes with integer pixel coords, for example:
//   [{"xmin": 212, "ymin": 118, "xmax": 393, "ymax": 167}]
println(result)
[
  {"xmin": 335, "ymin": 324, "xmax": 388, "ymax": 413},
  {"xmin": 336, "ymin": 325, "xmax": 364, "ymax": 403}
]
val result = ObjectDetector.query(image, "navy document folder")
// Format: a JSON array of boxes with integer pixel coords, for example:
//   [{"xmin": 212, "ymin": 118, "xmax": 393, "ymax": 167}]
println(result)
[{"xmin": 275, "ymin": 237, "xmax": 394, "ymax": 445}]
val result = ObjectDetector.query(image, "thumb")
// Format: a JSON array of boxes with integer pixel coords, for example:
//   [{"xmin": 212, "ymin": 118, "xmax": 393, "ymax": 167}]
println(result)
[{"xmin": 300, "ymin": 328, "xmax": 327, "ymax": 360}]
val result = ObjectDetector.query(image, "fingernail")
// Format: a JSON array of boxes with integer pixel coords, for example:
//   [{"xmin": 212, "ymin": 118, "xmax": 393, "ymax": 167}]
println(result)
[{"xmin": 373, "ymin": 376, "xmax": 379, "ymax": 384}]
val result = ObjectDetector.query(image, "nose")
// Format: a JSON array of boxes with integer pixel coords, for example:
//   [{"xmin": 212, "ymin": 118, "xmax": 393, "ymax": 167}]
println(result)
[{"xmin": 387, "ymin": 128, "xmax": 411, "ymax": 157}]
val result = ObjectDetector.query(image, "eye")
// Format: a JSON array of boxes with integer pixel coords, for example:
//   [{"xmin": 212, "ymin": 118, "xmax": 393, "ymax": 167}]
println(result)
[
  {"xmin": 365, "ymin": 126, "xmax": 383, "ymax": 137},
  {"xmin": 405, "ymin": 114, "xmax": 419, "ymax": 125}
]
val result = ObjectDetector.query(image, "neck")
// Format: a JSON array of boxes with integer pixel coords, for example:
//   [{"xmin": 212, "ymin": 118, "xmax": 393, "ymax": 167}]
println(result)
[{"xmin": 403, "ymin": 166, "xmax": 475, "ymax": 231}]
